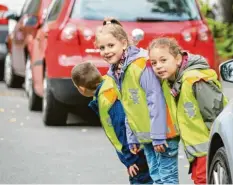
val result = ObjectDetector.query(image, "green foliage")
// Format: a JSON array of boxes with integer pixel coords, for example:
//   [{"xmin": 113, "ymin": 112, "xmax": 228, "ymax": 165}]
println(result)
[{"xmin": 199, "ymin": 0, "xmax": 233, "ymax": 60}]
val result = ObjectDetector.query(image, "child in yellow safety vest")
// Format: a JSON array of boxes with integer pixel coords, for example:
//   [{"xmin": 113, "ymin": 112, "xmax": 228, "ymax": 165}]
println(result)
[
  {"xmin": 71, "ymin": 62, "xmax": 153, "ymax": 184},
  {"xmin": 95, "ymin": 17, "xmax": 180, "ymax": 184},
  {"xmin": 148, "ymin": 37, "xmax": 228, "ymax": 184}
]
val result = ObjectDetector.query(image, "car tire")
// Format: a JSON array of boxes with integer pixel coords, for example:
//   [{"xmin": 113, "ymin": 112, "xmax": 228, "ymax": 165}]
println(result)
[
  {"xmin": 208, "ymin": 147, "xmax": 232, "ymax": 184},
  {"xmin": 42, "ymin": 73, "xmax": 67, "ymax": 126},
  {"xmin": 28, "ymin": 81, "xmax": 42, "ymax": 111},
  {"xmin": 26, "ymin": 57, "xmax": 42, "ymax": 111},
  {"xmin": 0, "ymin": 60, "xmax": 4, "ymax": 81},
  {"xmin": 4, "ymin": 53, "xmax": 24, "ymax": 88}
]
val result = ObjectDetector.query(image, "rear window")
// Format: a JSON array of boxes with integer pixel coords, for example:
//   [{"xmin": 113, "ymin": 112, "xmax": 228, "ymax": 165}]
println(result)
[{"xmin": 71, "ymin": 0, "xmax": 201, "ymax": 22}]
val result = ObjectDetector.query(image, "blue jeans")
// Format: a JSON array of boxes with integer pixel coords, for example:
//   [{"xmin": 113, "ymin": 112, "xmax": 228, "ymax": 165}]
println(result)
[{"xmin": 143, "ymin": 137, "xmax": 180, "ymax": 184}]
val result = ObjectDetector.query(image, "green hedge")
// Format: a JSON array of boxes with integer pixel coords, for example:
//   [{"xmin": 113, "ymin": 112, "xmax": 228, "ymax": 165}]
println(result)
[{"xmin": 199, "ymin": 1, "xmax": 233, "ymax": 60}]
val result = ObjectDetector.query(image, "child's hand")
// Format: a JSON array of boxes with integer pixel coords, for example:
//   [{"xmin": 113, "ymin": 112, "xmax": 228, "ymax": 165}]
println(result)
[
  {"xmin": 154, "ymin": 142, "xmax": 168, "ymax": 153},
  {"xmin": 130, "ymin": 144, "xmax": 140, "ymax": 154},
  {"xmin": 128, "ymin": 164, "xmax": 139, "ymax": 177}
]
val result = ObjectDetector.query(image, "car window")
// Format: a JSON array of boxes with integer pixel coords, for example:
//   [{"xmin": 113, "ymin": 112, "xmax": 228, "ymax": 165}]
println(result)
[
  {"xmin": 71, "ymin": 0, "xmax": 201, "ymax": 21},
  {"xmin": 20, "ymin": 0, "xmax": 41, "ymax": 15},
  {"xmin": 47, "ymin": 0, "xmax": 64, "ymax": 22}
]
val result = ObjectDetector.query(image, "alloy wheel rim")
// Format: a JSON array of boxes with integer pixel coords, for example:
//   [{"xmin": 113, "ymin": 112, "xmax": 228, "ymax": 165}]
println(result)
[
  {"xmin": 212, "ymin": 161, "xmax": 228, "ymax": 184},
  {"xmin": 25, "ymin": 58, "xmax": 32, "ymax": 95},
  {"xmin": 4, "ymin": 54, "xmax": 12, "ymax": 84},
  {"xmin": 42, "ymin": 77, "xmax": 47, "ymax": 114}
]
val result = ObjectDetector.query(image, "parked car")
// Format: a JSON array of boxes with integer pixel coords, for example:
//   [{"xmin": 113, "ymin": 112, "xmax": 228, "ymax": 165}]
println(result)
[
  {"xmin": 28, "ymin": 0, "xmax": 219, "ymax": 125},
  {"xmin": 0, "ymin": 4, "xmax": 9, "ymax": 80},
  {"xmin": 207, "ymin": 59, "xmax": 233, "ymax": 184},
  {"xmin": 3, "ymin": 0, "xmax": 52, "ymax": 88}
]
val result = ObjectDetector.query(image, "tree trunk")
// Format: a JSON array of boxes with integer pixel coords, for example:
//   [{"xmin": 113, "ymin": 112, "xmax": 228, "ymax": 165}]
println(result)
[{"xmin": 220, "ymin": 0, "xmax": 233, "ymax": 23}]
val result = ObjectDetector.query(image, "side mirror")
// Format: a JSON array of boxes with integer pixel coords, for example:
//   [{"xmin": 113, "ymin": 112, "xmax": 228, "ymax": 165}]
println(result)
[
  {"xmin": 22, "ymin": 15, "xmax": 39, "ymax": 28},
  {"xmin": 2, "ymin": 11, "xmax": 19, "ymax": 20},
  {"xmin": 219, "ymin": 59, "xmax": 233, "ymax": 83}
]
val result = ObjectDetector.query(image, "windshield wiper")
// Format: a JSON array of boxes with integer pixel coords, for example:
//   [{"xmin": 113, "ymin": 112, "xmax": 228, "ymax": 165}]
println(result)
[
  {"xmin": 136, "ymin": 17, "xmax": 169, "ymax": 22},
  {"xmin": 136, "ymin": 17, "xmax": 198, "ymax": 22}
]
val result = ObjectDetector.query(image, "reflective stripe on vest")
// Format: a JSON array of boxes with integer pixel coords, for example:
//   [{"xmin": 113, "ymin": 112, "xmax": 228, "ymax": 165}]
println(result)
[
  {"xmin": 185, "ymin": 141, "xmax": 209, "ymax": 162},
  {"xmin": 134, "ymin": 132, "xmax": 151, "ymax": 143},
  {"xmin": 121, "ymin": 58, "xmax": 151, "ymax": 143},
  {"xmin": 98, "ymin": 77, "xmax": 123, "ymax": 152}
]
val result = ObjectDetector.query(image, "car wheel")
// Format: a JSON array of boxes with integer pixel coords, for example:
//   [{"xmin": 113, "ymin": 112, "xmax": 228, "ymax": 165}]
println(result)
[
  {"xmin": 26, "ymin": 57, "xmax": 42, "ymax": 111},
  {"xmin": 42, "ymin": 73, "xmax": 67, "ymax": 126},
  {"xmin": 208, "ymin": 147, "xmax": 232, "ymax": 184},
  {"xmin": 0, "ymin": 58, "xmax": 5, "ymax": 81},
  {"xmin": 4, "ymin": 53, "xmax": 23, "ymax": 88},
  {"xmin": 25, "ymin": 56, "xmax": 31, "ymax": 96}
]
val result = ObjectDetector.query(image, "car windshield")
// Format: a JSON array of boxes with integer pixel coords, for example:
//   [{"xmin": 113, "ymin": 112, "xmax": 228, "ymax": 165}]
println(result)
[{"xmin": 71, "ymin": 0, "xmax": 201, "ymax": 21}]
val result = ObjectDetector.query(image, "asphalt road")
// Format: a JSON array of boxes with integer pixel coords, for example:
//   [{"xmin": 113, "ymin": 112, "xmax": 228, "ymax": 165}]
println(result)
[
  {"xmin": 1, "ymin": 0, "xmax": 232, "ymax": 183},
  {"xmin": 0, "ymin": 82, "xmax": 196, "ymax": 184}
]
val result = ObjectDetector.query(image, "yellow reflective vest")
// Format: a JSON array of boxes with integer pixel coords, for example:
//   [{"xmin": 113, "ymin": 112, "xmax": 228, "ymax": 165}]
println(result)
[
  {"xmin": 98, "ymin": 76, "xmax": 123, "ymax": 152},
  {"xmin": 162, "ymin": 69, "xmax": 228, "ymax": 162},
  {"xmin": 121, "ymin": 58, "xmax": 178, "ymax": 143}
]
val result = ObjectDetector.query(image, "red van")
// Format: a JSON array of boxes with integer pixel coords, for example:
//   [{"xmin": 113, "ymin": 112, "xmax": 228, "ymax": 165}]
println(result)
[{"xmin": 28, "ymin": 0, "xmax": 218, "ymax": 125}]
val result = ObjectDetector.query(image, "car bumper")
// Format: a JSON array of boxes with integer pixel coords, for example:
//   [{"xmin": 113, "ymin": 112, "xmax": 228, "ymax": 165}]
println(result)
[
  {"xmin": 0, "ymin": 25, "xmax": 8, "ymax": 61},
  {"xmin": 48, "ymin": 78, "xmax": 92, "ymax": 106},
  {"xmin": 0, "ymin": 43, "xmax": 7, "ymax": 62}
]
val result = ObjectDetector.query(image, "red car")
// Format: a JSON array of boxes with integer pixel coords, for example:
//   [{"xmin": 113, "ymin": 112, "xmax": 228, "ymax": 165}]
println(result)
[
  {"xmin": 0, "ymin": 4, "xmax": 9, "ymax": 80},
  {"xmin": 28, "ymin": 0, "xmax": 218, "ymax": 125},
  {"xmin": 3, "ymin": 0, "xmax": 52, "ymax": 88}
]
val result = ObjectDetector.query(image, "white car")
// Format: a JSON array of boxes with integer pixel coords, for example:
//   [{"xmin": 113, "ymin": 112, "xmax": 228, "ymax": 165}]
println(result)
[{"xmin": 207, "ymin": 59, "xmax": 233, "ymax": 184}]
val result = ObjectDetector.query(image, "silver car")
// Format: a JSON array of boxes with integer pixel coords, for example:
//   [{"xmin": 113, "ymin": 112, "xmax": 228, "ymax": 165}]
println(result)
[{"xmin": 207, "ymin": 59, "xmax": 233, "ymax": 184}]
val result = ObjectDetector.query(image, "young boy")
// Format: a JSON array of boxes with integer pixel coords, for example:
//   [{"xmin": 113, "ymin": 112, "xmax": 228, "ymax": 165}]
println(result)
[
  {"xmin": 71, "ymin": 62, "xmax": 153, "ymax": 184},
  {"xmin": 148, "ymin": 37, "xmax": 228, "ymax": 184}
]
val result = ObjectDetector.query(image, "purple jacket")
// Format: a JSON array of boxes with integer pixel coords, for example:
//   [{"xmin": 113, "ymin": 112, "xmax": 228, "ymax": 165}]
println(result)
[{"xmin": 107, "ymin": 46, "xmax": 167, "ymax": 146}]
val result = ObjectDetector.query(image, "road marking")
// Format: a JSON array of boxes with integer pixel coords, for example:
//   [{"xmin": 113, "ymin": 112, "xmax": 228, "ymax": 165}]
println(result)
[
  {"xmin": 184, "ymin": 164, "xmax": 189, "ymax": 168},
  {"xmin": 9, "ymin": 118, "xmax": 16, "ymax": 123},
  {"xmin": 0, "ymin": 138, "xmax": 4, "ymax": 141},
  {"xmin": 20, "ymin": 122, "xmax": 24, "ymax": 126},
  {"xmin": 81, "ymin": 129, "xmax": 88, "ymax": 133},
  {"xmin": 26, "ymin": 116, "xmax": 30, "ymax": 120}
]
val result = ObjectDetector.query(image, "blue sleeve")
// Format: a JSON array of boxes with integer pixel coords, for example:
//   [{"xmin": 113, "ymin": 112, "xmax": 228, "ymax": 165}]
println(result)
[
  {"xmin": 116, "ymin": 149, "xmax": 139, "ymax": 168},
  {"xmin": 88, "ymin": 97, "xmax": 100, "ymax": 117},
  {"xmin": 140, "ymin": 66, "xmax": 167, "ymax": 143}
]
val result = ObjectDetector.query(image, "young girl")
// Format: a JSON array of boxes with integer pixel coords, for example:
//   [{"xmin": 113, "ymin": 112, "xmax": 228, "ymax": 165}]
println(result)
[
  {"xmin": 148, "ymin": 37, "xmax": 228, "ymax": 184},
  {"xmin": 95, "ymin": 18, "xmax": 180, "ymax": 184}
]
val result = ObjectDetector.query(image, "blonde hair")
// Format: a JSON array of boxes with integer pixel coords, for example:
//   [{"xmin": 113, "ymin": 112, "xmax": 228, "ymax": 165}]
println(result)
[
  {"xmin": 71, "ymin": 62, "xmax": 102, "ymax": 90},
  {"xmin": 148, "ymin": 37, "xmax": 183, "ymax": 57},
  {"xmin": 95, "ymin": 17, "xmax": 130, "ymax": 46}
]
